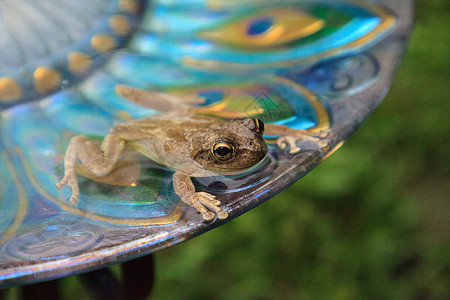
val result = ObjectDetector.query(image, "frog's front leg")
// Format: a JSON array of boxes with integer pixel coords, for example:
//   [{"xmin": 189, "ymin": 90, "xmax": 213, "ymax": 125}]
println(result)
[
  {"xmin": 265, "ymin": 124, "xmax": 330, "ymax": 154},
  {"xmin": 173, "ymin": 171, "xmax": 229, "ymax": 222},
  {"xmin": 56, "ymin": 134, "xmax": 126, "ymax": 205}
]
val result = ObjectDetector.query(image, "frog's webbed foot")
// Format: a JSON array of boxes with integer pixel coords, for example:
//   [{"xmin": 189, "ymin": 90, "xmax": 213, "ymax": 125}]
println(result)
[
  {"xmin": 277, "ymin": 133, "xmax": 330, "ymax": 154},
  {"xmin": 187, "ymin": 192, "xmax": 229, "ymax": 222},
  {"xmin": 266, "ymin": 124, "xmax": 330, "ymax": 154},
  {"xmin": 56, "ymin": 171, "xmax": 79, "ymax": 205},
  {"xmin": 173, "ymin": 171, "xmax": 229, "ymax": 222},
  {"xmin": 277, "ymin": 136, "xmax": 301, "ymax": 154}
]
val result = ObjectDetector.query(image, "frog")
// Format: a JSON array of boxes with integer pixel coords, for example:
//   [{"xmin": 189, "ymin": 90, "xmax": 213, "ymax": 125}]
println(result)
[{"xmin": 56, "ymin": 85, "xmax": 329, "ymax": 222}]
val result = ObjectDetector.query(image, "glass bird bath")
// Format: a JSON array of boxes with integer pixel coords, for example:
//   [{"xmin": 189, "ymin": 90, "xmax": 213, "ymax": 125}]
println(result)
[{"xmin": 0, "ymin": 0, "xmax": 413, "ymax": 287}]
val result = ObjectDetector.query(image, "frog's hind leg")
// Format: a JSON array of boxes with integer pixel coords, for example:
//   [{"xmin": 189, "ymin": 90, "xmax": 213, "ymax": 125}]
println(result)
[
  {"xmin": 56, "ymin": 134, "xmax": 126, "ymax": 205},
  {"xmin": 115, "ymin": 84, "xmax": 205, "ymax": 112}
]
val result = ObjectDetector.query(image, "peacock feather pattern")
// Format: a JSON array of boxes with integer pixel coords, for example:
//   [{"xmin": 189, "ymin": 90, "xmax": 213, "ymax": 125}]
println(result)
[{"xmin": 0, "ymin": 0, "xmax": 413, "ymax": 286}]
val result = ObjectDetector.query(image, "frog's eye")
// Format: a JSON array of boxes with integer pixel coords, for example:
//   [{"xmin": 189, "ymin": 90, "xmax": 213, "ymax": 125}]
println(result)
[
  {"xmin": 255, "ymin": 118, "xmax": 265, "ymax": 134},
  {"xmin": 212, "ymin": 142, "xmax": 234, "ymax": 161}
]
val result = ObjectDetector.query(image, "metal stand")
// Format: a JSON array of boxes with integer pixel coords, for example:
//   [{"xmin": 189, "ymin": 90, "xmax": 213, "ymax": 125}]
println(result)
[{"xmin": 16, "ymin": 254, "xmax": 154, "ymax": 300}]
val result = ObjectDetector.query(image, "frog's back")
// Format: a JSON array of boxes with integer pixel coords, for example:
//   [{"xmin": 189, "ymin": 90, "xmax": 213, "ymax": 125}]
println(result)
[
  {"xmin": 113, "ymin": 114, "xmax": 224, "ymax": 170},
  {"xmin": 112, "ymin": 114, "xmax": 220, "ymax": 136}
]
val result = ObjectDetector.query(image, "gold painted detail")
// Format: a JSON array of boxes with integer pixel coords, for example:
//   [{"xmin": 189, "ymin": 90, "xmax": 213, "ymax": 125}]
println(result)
[
  {"xmin": 192, "ymin": 89, "xmax": 265, "ymax": 119},
  {"xmin": 207, "ymin": 0, "xmax": 251, "ymax": 10},
  {"xmin": 119, "ymin": 0, "xmax": 138, "ymax": 13},
  {"xmin": 0, "ymin": 77, "xmax": 22, "ymax": 101},
  {"xmin": 118, "ymin": 110, "xmax": 134, "ymax": 121},
  {"xmin": 345, "ymin": 4, "xmax": 396, "ymax": 49},
  {"xmin": 188, "ymin": 79, "xmax": 329, "ymax": 132},
  {"xmin": 274, "ymin": 76, "xmax": 330, "ymax": 132},
  {"xmin": 109, "ymin": 15, "xmax": 131, "ymax": 35},
  {"xmin": 91, "ymin": 34, "xmax": 116, "ymax": 53},
  {"xmin": 68, "ymin": 52, "xmax": 92, "ymax": 74},
  {"xmin": 321, "ymin": 141, "xmax": 344, "ymax": 161},
  {"xmin": 33, "ymin": 67, "xmax": 62, "ymax": 93},
  {"xmin": 200, "ymin": 9, "xmax": 324, "ymax": 48},
  {"xmin": 185, "ymin": 2, "xmax": 396, "ymax": 70},
  {"xmin": 0, "ymin": 150, "xmax": 28, "ymax": 245}
]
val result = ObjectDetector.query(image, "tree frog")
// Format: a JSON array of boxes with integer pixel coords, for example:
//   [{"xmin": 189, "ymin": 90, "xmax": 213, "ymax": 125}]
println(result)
[{"xmin": 56, "ymin": 85, "xmax": 329, "ymax": 222}]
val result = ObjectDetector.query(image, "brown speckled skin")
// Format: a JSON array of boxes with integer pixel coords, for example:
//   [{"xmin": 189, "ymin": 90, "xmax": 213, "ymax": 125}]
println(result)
[
  {"xmin": 57, "ymin": 85, "xmax": 330, "ymax": 222},
  {"xmin": 57, "ymin": 110, "xmax": 267, "ymax": 222}
]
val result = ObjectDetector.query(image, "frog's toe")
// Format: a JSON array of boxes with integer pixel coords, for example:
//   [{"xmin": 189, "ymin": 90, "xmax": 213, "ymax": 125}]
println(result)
[
  {"xmin": 211, "ymin": 199, "xmax": 221, "ymax": 206},
  {"xmin": 318, "ymin": 129, "xmax": 331, "ymax": 138},
  {"xmin": 289, "ymin": 145, "xmax": 301, "ymax": 154},
  {"xmin": 276, "ymin": 136, "xmax": 289, "ymax": 149},
  {"xmin": 57, "ymin": 172, "xmax": 80, "ymax": 206},
  {"xmin": 56, "ymin": 177, "xmax": 68, "ymax": 190},
  {"xmin": 194, "ymin": 192, "xmax": 229, "ymax": 222},
  {"xmin": 69, "ymin": 195, "xmax": 79, "ymax": 206},
  {"xmin": 217, "ymin": 210, "xmax": 229, "ymax": 220},
  {"xmin": 56, "ymin": 181, "xmax": 63, "ymax": 190},
  {"xmin": 68, "ymin": 183, "xmax": 80, "ymax": 206},
  {"xmin": 202, "ymin": 211, "xmax": 215, "ymax": 222},
  {"xmin": 277, "ymin": 136, "xmax": 301, "ymax": 154},
  {"xmin": 318, "ymin": 139, "xmax": 330, "ymax": 151}
]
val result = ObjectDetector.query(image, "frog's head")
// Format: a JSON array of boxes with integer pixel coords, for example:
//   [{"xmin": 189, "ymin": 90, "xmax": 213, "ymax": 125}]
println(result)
[{"xmin": 192, "ymin": 118, "xmax": 267, "ymax": 175}]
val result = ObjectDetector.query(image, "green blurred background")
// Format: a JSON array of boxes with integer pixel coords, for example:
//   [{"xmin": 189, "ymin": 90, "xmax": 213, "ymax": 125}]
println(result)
[
  {"xmin": 6, "ymin": 0, "xmax": 449, "ymax": 299},
  {"xmin": 150, "ymin": 1, "xmax": 449, "ymax": 298}
]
